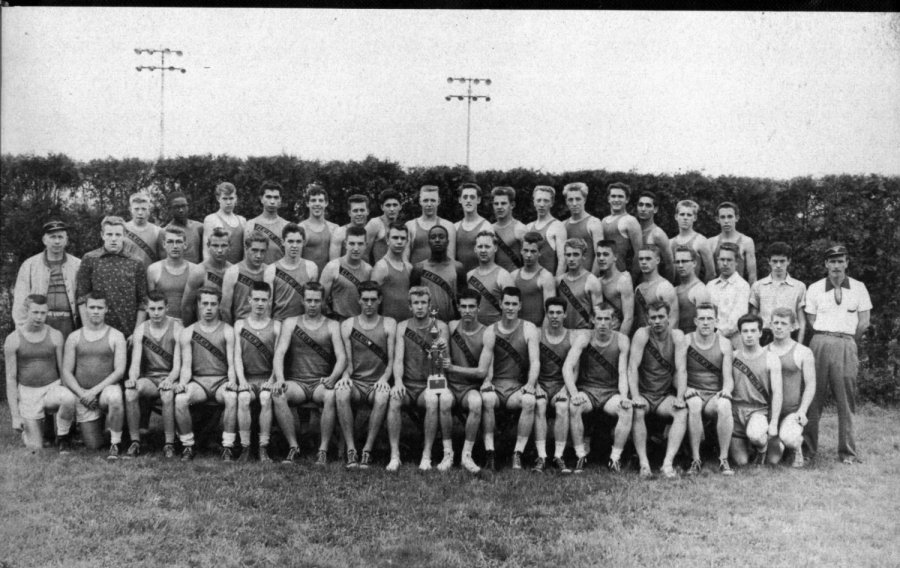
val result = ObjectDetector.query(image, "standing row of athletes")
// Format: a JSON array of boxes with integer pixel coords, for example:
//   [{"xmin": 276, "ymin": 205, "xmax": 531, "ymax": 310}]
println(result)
[{"xmin": 7, "ymin": 180, "xmax": 871, "ymax": 474}]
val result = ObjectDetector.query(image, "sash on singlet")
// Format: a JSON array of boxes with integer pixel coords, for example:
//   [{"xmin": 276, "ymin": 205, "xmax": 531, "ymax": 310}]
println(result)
[
  {"xmin": 124, "ymin": 227, "xmax": 157, "ymax": 262},
  {"xmin": 451, "ymin": 330, "xmax": 478, "ymax": 367},
  {"xmin": 237, "ymin": 272, "xmax": 256, "ymax": 289},
  {"xmin": 540, "ymin": 343, "xmax": 565, "ymax": 368},
  {"xmin": 734, "ymin": 358, "xmax": 770, "ymax": 401},
  {"xmin": 350, "ymin": 328, "xmax": 388, "ymax": 366},
  {"xmin": 495, "ymin": 335, "xmax": 525, "ymax": 374},
  {"xmin": 292, "ymin": 325, "xmax": 335, "ymax": 365},
  {"xmin": 469, "ymin": 275, "xmax": 501, "ymax": 312},
  {"xmin": 142, "ymin": 335, "xmax": 174, "ymax": 366},
  {"xmin": 646, "ymin": 340, "xmax": 675, "ymax": 375},
  {"xmin": 276, "ymin": 268, "xmax": 305, "ymax": 296},
  {"xmin": 496, "ymin": 238, "xmax": 523, "ymax": 268},
  {"xmin": 422, "ymin": 269, "xmax": 455, "ymax": 300},
  {"xmin": 586, "ymin": 344, "xmax": 617, "ymax": 377},
  {"xmin": 207, "ymin": 270, "xmax": 223, "ymax": 288},
  {"xmin": 559, "ymin": 280, "xmax": 592, "ymax": 324},
  {"xmin": 404, "ymin": 327, "xmax": 431, "ymax": 353},
  {"xmin": 192, "ymin": 332, "xmax": 228, "ymax": 367},
  {"xmin": 255, "ymin": 224, "xmax": 284, "ymax": 255},
  {"xmin": 636, "ymin": 288, "xmax": 649, "ymax": 316},
  {"xmin": 339, "ymin": 266, "xmax": 363, "ymax": 290},
  {"xmin": 688, "ymin": 345, "xmax": 722, "ymax": 374},
  {"xmin": 240, "ymin": 328, "xmax": 274, "ymax": 361}
]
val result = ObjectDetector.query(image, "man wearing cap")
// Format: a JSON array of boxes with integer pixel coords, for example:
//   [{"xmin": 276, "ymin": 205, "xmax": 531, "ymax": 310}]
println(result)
[
  {"xmin": 804, "ymin": 245, "xmax": 871, "ymax": 465},
  {"xmin": 13, "ymin": 220, "xmax": 81, "ymax": 338},
  {"xmin": 165, "ymin": 192, "xmax": 204, "ymax": 264},
  {"xmin": 202, "ymin": 182, "xmax": 247, "ymax": 264}
]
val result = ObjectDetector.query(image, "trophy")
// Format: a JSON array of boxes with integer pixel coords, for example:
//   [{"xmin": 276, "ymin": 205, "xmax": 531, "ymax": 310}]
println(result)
[{"xmin": 426, "ymin": 308, "xmax": 448, "ymax": 391}]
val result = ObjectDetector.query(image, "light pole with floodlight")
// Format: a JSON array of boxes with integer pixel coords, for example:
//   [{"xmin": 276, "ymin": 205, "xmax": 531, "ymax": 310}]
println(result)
[
  {"xmin": 446, "ymin": 77, "xmax": 491, "ymax": 170},
  {"xmin": 135, "ymin": 48, "xmax": 186, "ymax": 161}
]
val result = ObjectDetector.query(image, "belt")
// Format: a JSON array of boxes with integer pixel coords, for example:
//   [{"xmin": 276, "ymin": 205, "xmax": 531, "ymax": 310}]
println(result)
[
  {"xmin": 816, "ymin": 331, "xmax": 854, "ymax": 340},
  {"xmin": 47, "ymin": 311, "xmax": 73, "ymax": 318}
]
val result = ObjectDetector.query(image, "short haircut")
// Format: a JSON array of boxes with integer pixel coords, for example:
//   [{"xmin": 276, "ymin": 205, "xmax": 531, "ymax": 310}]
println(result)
[
  {"xmin": 379, "ymin": 189, "xmax": 401, "ymax": 204},
  {"xmin": 717, "ymin": 201, "xmax": 739, "ymax": 216},
  {"xmin": 408, "ymin": 285, "xmax": 431, "ymax": 302},
  {"xmin": 717, "ymin": 242, "xmax": 740, "ymax": 258},
  {"xmin": 475, "ymin": 230, "xmax": 498, "ymax": 245},
  {"xmin": 244, "ymin": 231, "xmax": 269, "ymax": 249},
  {"xmin": 305, "ymin": 183, "xmax": 328, "ymax": 202},
  {"xmin": 101, "ymin": 216, "xmax": 126, "ymax": 231},
  {"xmin": 346, "ymin": 225, "xmax": 367, "ymax": 240},
  {"xmin": 164, "ymin": 225, "xmax": 186, "ymax": 239},
  {"xmin": 673, "ymin": 245, "xmax": 697, "ymax": 262},
  {"xmin": 250, "ymin": 281, "xmax": 271, "ymax": 296},
  {"xmin": 491, "ymin": 186, "xmax": 516, "ymax": 203},
  {"xmin": 533, "ymin": 185, "xmax": 556, "ymax": 199},
  {"xmin": 544, "ymin": 296, "xmax": 567, "ymax": 312},
  {"xmin": 420, "ymin": 185, "xmax": 439, "ymax": 194},
  {"xmin": 145, "ymin": 290, "xmax": 167, "ymax": 305},
  {"xmin": 595, "ymin": 239, "xmax": 618, "ymax": 254},
  {"xmin": 563, "ymin": 182, "xmax": 588, "ymax": 199},
  {"xmin": 564, "ymin": 238, "xmax": 587, "ymax": 253},
  {"xmin": 282, "ymin": 223, "xmax": 305, "ymax": 240},
  {"xmin": 429, "ymin": 224, "xmax": 449, "ymax": 237},
  {"xmin": 86, "ymin": 290, "xmax": 108, "ymax": 304},
  {"xmin": 695, "ymin": 302, "xmax": 718, "ymax": 317},
  {"xmin": 357, "ymin": 280, "xmax": 382, "ymax": 298},
  {"xmin": 196, "ymin": 286, "xmax": 222, "ymax": 304},
  {"xmin": 129, "ymin": 192, "xmax": 150, "ymax": 206},
  {"xmin": 522, "ymin": 231, "xmax": 544, "ymax": 247},
  {"xmin": 25, "ymin": 294, "xmax": 48, "ymax": 307},
  {"xmin": 388, "ymin": 222, "xmax": 408, "ymax": 236},
  {"xmin": 594, "ymin": 302, "xmax": 616, "ymax": 316},
  {"xmin": 501, "ymin": 286, "xmax": 521, "ymax": 301},
  {"xmin": 676, "ymin": 199, "xmax": 699, "ymax": 215},
  {"xmin": 737, "ymin": 313, "xmax": 763, "ymax": 332},
  {"xmin": 638, "ymin": 244, "xmax": 661, "ymax": 259},
  {"xmin": 771, "ymin": 307, "xmax": 797, "ymax": 324},
  {"xmin": 638, "ymin": 191, "xmax": 659, "ymax": 207},
  {"xmin": 606, "ymin": 182, "xmax": 632, "ymax": 199},
  {"xmin": 647, "ymin": 300, "xmax": 670, "ymax": 315},
  {"xmin": 207, "ymin": 227, "xmax": 231, "ymax": 244},
  {"xmin": 348, "ymin": 194, "xmax": 370, "ymax": 209},
  {"xmin": 302, "ymin": 281, "xmax": 325, "ymax": 296},
  {"xmin": 215, "ymin": 182, "xmax": 237, "ymax": 197},
  {"xmin": 259, "ymin": 180, "xmax": 283, "ymax": 197},
  {"xmin": 767, "ymin": 241, "xmax": 792, "ymax": 259},
  {"xmin": 167, "ymin": 191, "xmax": 187, "ymax": 205},
  {"xmin": 457, "ymin": 288, "xmax": 481, "ymax": 305},
  {"xmin": 457, "ymin": 182, "xmax": 482, "ymax": 197}
]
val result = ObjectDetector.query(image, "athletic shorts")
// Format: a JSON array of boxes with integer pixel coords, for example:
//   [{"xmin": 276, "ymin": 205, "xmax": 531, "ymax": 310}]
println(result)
[
  {"xmin": 643, "ymin": 392, "xmax": 672, "ymax": 414},
  {"xmin": 493, "ymin": 379, "xmax": 524, "ymax": 407},
  {"xmin": 688, "ymin": 389, "xmax": 719, "ymax": 408},
  {"xmin": 74, "ymin": 384, "xmax": 121, "ymax": 423},
  {"xmin": 193, "ymin": 375, "xmax": 227, "ymax": 400},
  {"xmin": 537, "ymin": 381, "xmax": 565, "ymax": 403},
  {"xmin": 246, "ymin": 375, "xmax": 270, "ymax": 396},
  {"xmin": 448, "ymin": 381, "xmax": 479, "ymax": 406},
  {"xmin": 732, "ymin": 404, "xmax": 767, "ymax": 440},
  {"xmin": 288, "ymin": 377, "xmax": 319, "ymax": 400},
  {"xmin": 402, "ymin": 378, "xmax": 426, "ymax": 405},
  {"xmin": 582, "ymin": 385, "xmax": 619, "ymax": 411},
  {"xmin": 351, "ymin": 380, "xmax": 377, "ymax": 404},
  {"xmin": 17, "ymin": 380, "xmax": 65, "ymax": 421}
]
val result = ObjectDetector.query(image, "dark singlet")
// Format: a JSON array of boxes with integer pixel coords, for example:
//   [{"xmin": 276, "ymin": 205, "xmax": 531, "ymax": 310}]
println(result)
[
  {"xmin": 515, "ymin": 269, "xmax": 546, "ymax": 327},
  {"xmin": 238, "ymin": 319, "xmax": 277, "ymax": 380},
  {"xmin": 191, "ymin": 322, "xmax": 229, "ymax": 378},
  {"xmin": 287, "ymin": 317, "xmax": 335, "ymax": 382},
  {"xmin": 231, "ymin": 263, "xmax": 266, "ymax": 322},
  {"xmin": 558, "ymin": 272, "xmax": 593, "ymax": 330},
  {"xmin": 635, "ymin": 278, "xmax": 665, "ymax": 328},
  {"xmin": 330, "ymin": 260, "xmax": 372, "ymax": 319},
  {"xmin": 417, "ymin": 260, "xmax": 458, "ymax": 322},
  {"xmin": 492, "ymin": 321, "xmax": 528, "ymax": 396},
  {"xmin": 157, "ymin": 263, "xmax": 190, "ymax": 320},
  {"xmin": 686, "ymin": 333, "xmax": 723, "ymax": 392},
  {"xmin": 776, "ymin": 344, "xmax": 802, "ymax": 415},
  {"xmin": 140, "ymin": 318, "xmax": 177, "ymax": 378},
  {"xmin": 581, "ymin": 332, "xmax": 622, "ymax": 391},
  {"xmin": 409, "ymin": 219, "xmax": 435, "ymax": 265},
  {"xmin": 16, "ymin": 329, "xmax": 59, "ymax": 388},
  {"xmin": 732, "ymin": 349, "xmax": 770, "ymax": 410},
  {"xmin": 449, "ymin": 323, "xmax": 485, "ymax": 392},
  {"xmin": 123, "ymin": 222, "xmax": 160, "ymax": 269},
  {"xmin": 671, "ymin": 234, "xmax": 704, "ymax": 280},
  {"xmin": 402, "ymin": 320, "xmax": 433, "ymax": 388},
  {"xmin": 538, "ymin": 328, "xmax": 570, "ymax": 395},
  {"xmin": 214, "ymin": 213, "xmax": 245, "ymax": 264},
  {"xmin": 299, "ymin": 219, "xmax": 332, "ymax": 274},
  {"xmin": 566, "ymin": 215, "xmax": 597, "ymax": 271},
  {"xmin": 166, "ymin": 220, "xmax": 204, "ymax": 264},
  {"xmin": 349, "ymin": 316, "xmax": 389, "ymax": 386},
  {"xmin": 455, "ymin": 218, "xmax": 488, "ymax": 274},
  {"xmin": 676, "ymin": 280, "xmax": 704, "ymax": 333},
  {"xmin": 600, "ymin": 273, "xmax": 627, "ymax": 331},
  {"xmin": 379, "ymin": 259, "xmax": 413, "ymax": 322},
  {"xmin": 469, "ymin": 266, "xmax": 503, "ymax": 326},
  {"xmin": 713, "ymin": 234, "xmax": 747, "ymax": 280},
  {"xmin": 336, "ymin": 224, "xmax": 374, "ymax": 260},
  {"xmin": 639, "ymin": 330, "xmax": 676, "ymax": 399},
  {"xmin": 204, "ymin": 262, "xmax": 229, "ymax": 291},
  {"xmin": 602, "ymin": 215, "xmax": 631, "ymax": 272},
  {"xmin": 248, "ymin": 217, "xmax": 289, "ymax": 265},
  {"xmin": 493, "ymin": 222, "xmax": 523, "ymax": 272},
  {"xmin": 370, "ymin": 216, "xmax": 391, "ymax": 265},
  {"xmin": 533, "ymin": 219, "xmax": 559, "ymax": 275},
  {"xmin": 74, "ymin": 328, "xmax": 114, "ymax": 390},
  {"xmin": 272, "ymin": 262, "xmax": 312, "ymax": 321}
]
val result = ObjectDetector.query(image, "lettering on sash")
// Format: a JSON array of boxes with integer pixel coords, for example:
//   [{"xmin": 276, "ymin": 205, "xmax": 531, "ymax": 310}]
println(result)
[
  {"xmin": 142, "ymin": 335, "xmax": 173, "ymax": 367},
  {"xmin": 646, "ymin": 339, "xmax": 675, "ymax": 376},
  {"xmin": 350, "ymin": 327, "xmax": 388, "ymax": 366},
  {"xmin": 254, "ymin": 224, "xmax": 284, "ymax": 254},
  {"xmin": 292, "ymin": 325, "xmax": 335, "ymax": 365},
  {"xmin": 636, "ymin": 288, "xmax": 649, "ymax": 322},
  {"xmin": 451, "ymin": 330, "xmax": 478, "ymax": 367},
  {"xmin": 495, "ymin": 334, "xmax": 526, "ymax": 375},
  {"xmin": 602, "ymin": 292, "xmax": 625, "ymax": 325},
  {"xmin": 688, "ymin": 345, "xmax": 722, "ymax": 375},
  {"xmin": 540, "ymin": 342, "xmax": 565, "ymax": 370},
  {"xmin": 404, "ymin": 327, "xmax": 431, "ymax": 354},
  {"xmin": 422, "ymin": 270, "xmax": 455, "ymax": 302},
  {"xmin": 339, "ymin": 266, "xmax": 363, "ymax": 290},
  {"xmin": 206, "ymin": 270, "xmax": 223, "ymax": 288},
  {"xmin": 240, "ymin": 327, "xmax": 273, "ymax": 361},
  {"xmin": 496, "ymin": 237, "xmax": 523, "ymax": 268},
  {"xmin": 276, "ymin": 267, "xmax": 305, "ymax": 296},
  {"xmin": 237, "ymin": 272, "xmax": 257, "ymax": 289},
  {"xmin": 469, "ymin": 275, "xmax": 502, "ymax": 313},
  {"xmin": 559, "ymin": 280, "xmax": 592, "ymax": 325},
  {"xmin": 586, "ymin": 344, "xmax": 617, "ymax": 378},
  {"xmin": 192, "ymin": 331, "xmax": 228, "ymax": 367},
  {"xmin": 124, "ymin": 227, "xmax": 157, "ymax": 262},
  {"xmin": 734, "ymin": 357, "xmax": 770, "ymax": 401}
]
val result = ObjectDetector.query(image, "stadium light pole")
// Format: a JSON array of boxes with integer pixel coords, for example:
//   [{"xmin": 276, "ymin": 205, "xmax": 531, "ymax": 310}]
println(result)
[
  {"xmin": 135, "ymin": 48, "xmax": 186, "ymax": 161},
  {"xmin": 445, "ymin": 77, "xmax": 491, "ymax": 170}
]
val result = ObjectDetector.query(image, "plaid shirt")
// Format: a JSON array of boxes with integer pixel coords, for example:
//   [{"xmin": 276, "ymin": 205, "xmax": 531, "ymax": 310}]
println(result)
[
  {"xmin": 76, "ymin": 247, "xmax": 147, "ymax": 335},
  {"xmin": 749, "ymin": 274, "xmax": 806, "ymax": 329}
]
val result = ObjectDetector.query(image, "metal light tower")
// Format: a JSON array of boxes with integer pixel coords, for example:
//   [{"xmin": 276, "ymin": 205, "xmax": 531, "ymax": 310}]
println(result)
[
  {"xmin": 135, "ymin": 48, "xmax": 186, "ymax": 160},
  {"xmin": 446, "ymin": 77, "xmax": 491, "ymax": 169}
]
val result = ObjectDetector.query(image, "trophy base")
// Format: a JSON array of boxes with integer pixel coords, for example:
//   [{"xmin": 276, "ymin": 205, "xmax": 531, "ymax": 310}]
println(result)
[{"xmin": 427, "ymin": 376, "xmax": 447, "ymax": 390}]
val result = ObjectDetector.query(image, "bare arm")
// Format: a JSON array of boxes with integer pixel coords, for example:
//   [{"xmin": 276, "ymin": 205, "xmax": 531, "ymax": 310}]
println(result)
[
  {"xmin": 562, "ymin": 331, "xmax": 588, "ymax": 399},
  {"xmin": 479, "ymin": 327, "xmax": 497, "ymax": 390},
  {"xmin": 319, "ymin": 262, "xmax": 338, "ymax": 314},
  {"xmin": 856, "ymin": 310, "xmax": 871, "ymax": 341},
  {"xmin": 550, "ymin": 221, "xmax": 567, "ymax": 277},
  {"xmin": 127, "ymin": 324, "xmax": 145, "ymax": 385},
  {"xmin": 660, "ymin": 281, "xmax": 679, "ymax": 331},
  {"xmin": 161, "ymin": 322, "xmax": 183, "ymax": 388},
  {"xmin": 524, "ymin": 322, "xmax": 541, "ymax": 390},
  {"xmin": 619, "ymin": 275, "xmax": 635, "ymax": 337},
  {"xmin": 617, "ymin": 333, "xmax": 631, "ymax": 400},
  {"xmin": 178, "ymin": 327, "xmax": 194, "ymax": 388},
  {"xmin": 696, "ymin": 237, "xmax": 716, "ymax": 284},
  {"xmin": 720, "ymin": 337, "xmax": 735, "ymax": 397},
  {"xmin": 767, "ymin": 351, "xmax": 783, "ymax": 433},
  {"xmin": 220, "ymin": 267, "xmax": 238, "ymax": 325},
  {"xmin": 392, "ymin": 321, "xmax": 407, "ymax": 389},
  {"xmin": 540, "ymin": 270, "xmax": 556, "ymax": 304},
  {"xmin": 338, "ymin": 320, "xmax": 354, "ymax": 382},
  {"xmin": 322, "ymin": 320, "xmax": 347, "ymax": 388},
  {"xmin": 61, "ymin": 333, "xmax": 85, "ymax": 398},
  {"xmin": 744, "ymin": 237, "xmax": 758, "ymax": 286},
  {"xmin": 232, "ymin": 321, "xmax": 247, "ymax": 387},
  {"xmin": 672, "ymin": 330, "xmax": 687, "ymax": 403},
  {"xmin": 444, "ymin": 221, "xmax": 457, "ymax": 261},
  {"xmin": 223, "ymin": 323, "xmax": 236, "ymax": 385},
  {"xmin": 5, "ymin": 334, "xmax": 21, "ymax": 429},
  {"xmin": 181, "ymin": 266, "xmax": 207, "ymax": 325},
  {"xmin": 628, "ymin": 328, "xmax": 649, "ymax": 405},
  {"xmin": 382, "ymin": 318, "xmax": 397, "ymax": 386},
  {"xmin": 797, "ymin": 346, "xmax": 816, "ymax": 423},
  {"xmin": 329, "ymin": 227, "xmax": 345, "ymax": 261},
  {"xmin": 272, "ymin": 317, "xmax": 295, "ymax": 384}
]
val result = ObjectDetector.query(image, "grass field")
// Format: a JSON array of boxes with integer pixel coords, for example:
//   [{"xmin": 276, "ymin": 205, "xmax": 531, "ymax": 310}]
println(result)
[{"xmin": 1, "ymin": 404, "xmax": 899, "ymax": 568}]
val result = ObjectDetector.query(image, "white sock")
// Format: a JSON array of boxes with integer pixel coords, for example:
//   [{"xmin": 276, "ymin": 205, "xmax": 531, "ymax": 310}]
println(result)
[
  {"xmin": 575, "ymin": 444, "xmax": 586, "ymax": 458},
  {"xmin": 462, "ymin": 440, "xmax": 475, "ymax": 457},
  {"xmin": 239, "ymin": 430, "xmax": 251, "ymax": 447},
  {"xmin": 259, "ymin": 435, "xmax": 270, "ymax": 446},
  {"xmin": 222, "ymin": 432, "xmax": 236, "ymax": 448},
  {"xmin": 442, "ymin": 439, "xmax": 453, "ymax": 453},
  {"xmin": 109, "ymin": 430, "xmax": 122, "ymax": 445},
  {"xmin": 56, "ymin": 416, "xmax": 73, "ymax": 437},
  {"xmin": 179, "ymin": 433, "xmax": 195, "ymax": 446},
  {"xmin": 514, "ymin": 436, "xmax": 528, "ymax": 453},
  {"xmin": 484, "ymin": 434, "xmax": 495, "ymax": 451},
  {"xmin": 610, "ymin": 447, "xmax": 623, "ymax": 461},
  {"xmin": 536, "ymin": 442, "xmax": 547, "ymax": 459},
  {"xmin": 554, "ymin": 442, "xmax": 566, "ymax": 458}
]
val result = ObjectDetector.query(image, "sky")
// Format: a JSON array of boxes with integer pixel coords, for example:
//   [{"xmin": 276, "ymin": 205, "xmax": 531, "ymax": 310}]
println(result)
[{"xmin": 2, "ymin": 8, "xmax": 899, "ymax": 178}]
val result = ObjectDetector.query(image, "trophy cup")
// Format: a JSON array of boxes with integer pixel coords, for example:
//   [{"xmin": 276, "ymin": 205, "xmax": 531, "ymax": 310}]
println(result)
[{"xmin": 426, "ymin": 308, "xmax": 447, "ymax": 391}]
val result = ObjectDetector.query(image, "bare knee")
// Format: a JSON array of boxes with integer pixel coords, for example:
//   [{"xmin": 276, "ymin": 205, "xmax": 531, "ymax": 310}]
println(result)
[{"xmin": 259, "ymin": 390, "xmax": 272, "ymax": 406}]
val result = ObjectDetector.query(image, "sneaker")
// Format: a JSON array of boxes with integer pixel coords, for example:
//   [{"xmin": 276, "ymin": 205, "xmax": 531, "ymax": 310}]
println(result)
[
  {"xmin": 531, "ymin": 457, "xmax": 546, "ymax": 473},
  {"xmin": 639, "ymin": 465, "xmax": 653, "ymax": 478},
  {"xmin": 345, "ymin": 449, "xmax": 359, "ymax": 470},
  {"xmin": 719, "ymin": 458, "xmax": 735, "ymax": 476},
  {"xmin": 484, "ymin": 450, "xmax": 496, "ymax": 472},
  {"xmin": 554, "ymin": 457, "xmax": 571, "ymax": 474},
  {"xmin": 181, "ymin": 446, "xmax": 195, "ymax": 461},
  {"xmin": 661, "ymin": 464, "xmax": 678, "ymax": 479},
  {"xmin": 258, "ymin": 445, "xmax": 272, "ymax": 463},
  {"xmin": 163, "ymin": 444, "xmax": 176, "ymax": 459},
  {"xmin": 461, "ymin": 455, "xmax": 481, "ymax": 474},
  {"xmin": 687, "ymin": 459, "xmax": 702, "ymax": 476},
  {"xmin": 437, "ymin": 451, "xmax": 454, "ymax": 472},
  {"xmin": 236, "ymin": 448, "xmax": 250, "ymax": 463},
  {"xmin": 282, "ymin": 447, "xmax": 300, "ymax": 464},
  {"xmin": 512, "ymin": 451, "xmax": 523, "ymax": 470},
  {"xmin": 753, "ymin": 449, "xmax": 766, "ymax": 466},
  {"xmin": 791, "ymin": 448, "xmax": 805, "ymax": 469},
  {"xmin": 315, "ymin": 449, "xmax": 328, "ymax": 466},
  {"xmin": 607, "ymin": 458, "xmax": 622, "ymax": 473},
  {"xmin": 359, "ymin": 451, "xmax": 372, "ymax": 469},
  {"xmin": 574, "ymin": 456, "xmax": 587, "ymax": 474},
  {"xmin": 386, "ymin": 457, "xmax": 401, "ymax": 472},
  {"xmin": 57, "ymin": 435, "xmax": 72, "ymax": 455},
  {"xmin": 419, "ymin": 456, "xmax": 432, "ymax": 471},
  {"xmin": 107, "ymin": 443, "xmax": 120, "ymax": 461},
  {"xmin": 222, "ymin": 447, "xmax": 234, "ymax": 462},
  {"xmin": 124, "ymin": 441, "xmax": 140, "ymax": 459}
]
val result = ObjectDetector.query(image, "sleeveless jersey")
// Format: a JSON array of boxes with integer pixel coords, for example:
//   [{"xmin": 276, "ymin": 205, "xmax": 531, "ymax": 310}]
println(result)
[
  {"xmin": 239, "ymin": 319, "xmax": 276, "ymax": 379},
  {"xmin": 455, "ymin": 218, "xmax": 489, "ymax": 274},
  {"xmin": 732, "ymin": 349, "xmax": 771, "ymax": 410},
  {"xmin": 299, "ymin": 219, "xmax": 332, "ymax": 274},
  {"xmin": 776, "ymin": 344, "xmax": 802, "ymax": 414},
  {"xmin": 231, "ymin": 263, "xmax": 266, "ymax": 322},
  {"xmin": 533, "ymin": 219, "xmax": 559, "ymax": 275},
  {"xmin": 581, "ymin": 332, "xmax": 622, "ymax": 391},
  {"xmin": 538, "ymin": 329, "xmax": 570, "ymax": 393},
  {"xmin": 204, "ymin": 262, "xmax": 229, "ymax": 292},
  {"xmin": 469, "ymin": 266, "xmax": 503, "ymax": 326},
  {"xmin": 515, "ymin": 269, "xmax": 546, "ymax": 326},
  {"xmin": 449, "ymin": 323, "xmax": 485, "ymax": 388},
  {"xmin": 16, "ymin": 329, "xmax": 59, "ymax": 388},
  {"xmin": 140, "ymin": 318, "xmax": 177, "ymax": 377},
  {"xmin": 247, "ymin": 216, "xmax": 289, "ymax": 265},
  {"xmin": 123, "ymin": 222, "xmax": 161, "ymax": 269},
  {"xmin": 74, "ymin": 328, "xmax": 114, "ymax": 389},
  {"xmin": 686, "ymin": 333, "xmax": 723, "ymax": 392},
  {"xmin": 402, "ymin": 320, "xmax": 433, "ymax": 386},
  {"xmin": 348, "ymin": 316, "xmax": 389, "ymax": 385},
  {"xmin": 493, "ymin": 222, "xmax": 523, "ymax": 271},
  {"xmin": 165, "ymin": 220, "xmax": 204, "ymax": 264},
  {"xmin": 287, "ymin": 318, "xmax": 335, "ymax": 381},
  {"xmin": 676, "ymin": 280, "xmax": 704, "ymax": 333},
  {"xmin": 157, "ymin": 263, "xmax": 190, "ymax": 320},
  {"xmin": 602, "ymin": 214, "xmax": 632, "ymax": 272},
  {"xmin": 417, "ymin": 260, "xmax": 458, "ymax": 322},
  {"xmin": 272, "ymin": 262, "xmax": 312, "ymax": 321},
  {"xmin": 191, "ymin": 322, "xmax": 229, "ymax": 377},
  {"xmin": 566, "ymin": 215, "xmax": 597, "ymax": 271},
  {"xmin": 209, "ymin": 212, "xmax": 245, "ymax": 264},
  {"xmin": 670, "ymin": 233, "xmax": 704, "ymax": 280},
  {"xmin": 370, "ymin": 216, "xmax": 391, "ymax": 265},
  {"xmin": 492, "ymin": 321, "xmax": 528, "ymax": 386},
  {"xmin": 558, "ymin": 272, "xmax": 593, "ymax": 330},
  {"xmin": 379, "ymin": 259, "xmax": 413, "ymax": 322},
  {"xmin": 336, "ymin": 224, "xmax": 375, "ymax": 260},
  {"xmin": 635, "ymin": 278, "xmax": 666, "ymax": 328},
  {"xmin": 638, "ymin": 330, "xmax": 676, "ymax": 398},
  {"xmin": 330, "ymin": 260, "xmax": 372, "ymax": 319},
  {"xmin": 600, "ymin": 273, "xmax": 627, "ymax": 330},
  {"xmin": 409, "ymin": 219, "xmax": 442, "ymax": 265},
  {"xmin": 713, "ymin": 234, "xmax": 747, "ymax": 280}
]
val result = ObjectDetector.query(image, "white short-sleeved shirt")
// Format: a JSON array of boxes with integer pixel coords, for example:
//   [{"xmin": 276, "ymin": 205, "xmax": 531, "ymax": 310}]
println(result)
[
  {"xmin": 706, "ymin": 272, "xmax": 751, "ymax": 336},
  {"xmin": 805, "ymin": 277, "xmax": 872, "ymax": 336},
  {"xmin": 749, "ymin": 275, "xmax": 807, "ymax": 329}
]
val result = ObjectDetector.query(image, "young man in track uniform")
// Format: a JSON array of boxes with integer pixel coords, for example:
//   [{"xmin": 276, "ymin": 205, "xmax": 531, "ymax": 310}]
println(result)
[
  {"xmin": 299, "ymin": 183, "xmax": 339, "ymax": 275},
  {"xmin": 563, "ymin": 182, "xmax": 604, "ymax": 272},
  {"xmin": 532, "ymin": 297, "xmax": 576, "ymax": 473},
  {"xmin": 148, "ymin": 226, "xmax": 202, "ymax": 324},
  {"xmin": 454, "ymin": 183, "xmax": 490, "ymax": 274},
  {"xmin": 233, "ymin": 282, "xmax": 281, "ymax": 462},
  {"xmin": 173, "ymin": 286, "xmax": 237, "ymax": 461},
  {"xmin": 594, "ymin": 239, "xmax": 635, "ymax": 336},
  {"xmin": 628, "ymin": 301, "xmax": 688, "ymax": 478},
  {"xmin": 410, "ymin": 225, "xmax": 466, "ymax": 323},
  {"xmin": 467, "ymin": 231, "xmax": 514, "ymax": 327},
  {"xmin": 600, "ymin": 182, "xmax": 642, "ymax": 273},
  {"xmin": 405, "ymin": 185, "xmax": 457, "ymax": 264},
  {"xmin": 669, "ymin": 200, "xmax": 715, "ymax": 283},
  {"xmin": 125, "ymin": 291, "xmax": 182, "ymax": 458},
  {"xmin": 5, "ymin": 294, "xmax": 74, "ymax": 451},
  {"xmin": 675, "ymin": 302, "xmax": 735, "ymax": 476},
  {"xmin": 555, "ymin": 239, "xmax": 603, "ymax": 331},
  {"xmin": 321, "ymin": 226, "xmax": 373, "ymax": 321},
  {"xmin": 490, "ymin": 186, "xmax": 527, "ymax": 273},
  {"xmin": 336, "ymin": 282, "xmax": 397, "ymax": 469},
  {"xmin": 766, "ymin": 308, "xmax": 815, "ymax": 467},
  {"xmin": 708, "ymin": 201, "xmax": 757, "ymax": 285},
  {"xmin": 673, "ymin": 246, "xmax": 711, "ymax": 334},
  {"xmin": 330, "ymin": 194, "xmax": 376, "ymax": 261},
  {"xmin": 525, "ymin": 185, "xmax": 567, "ymax": 276},
  {"xmin": 182, "ymin": 228, "xmax": 233, "ymax": 325},
  {"xmin": 444, "ymin": 289, "xmax": 495, "ymax": 473},
  {"xmin": 13, "ymin": 220, "xmax": 81, "ymax": 338},
  {"xmin": 509, "ymin": 232, "xmax": 556, "ymax": 327},
  {"xmin": 368, "ymin": 189, "xmax": 403, "ymax": 265},
  {"xmin": 634, "ymin": 245, "xmax": 679, "ymax": 331},
  {"xmin": 60, "ymin": 292, "xmax": 128, "ymax": 458},
  {"xmin": 390, "ymin": 287, "xmax": 453, "ymax": 472},
  {"xmin": 202, "ymin": 182, "xmax": 246, "ymax": 264},
  {"xmin": 246, "ymin": 181, "xmax": 289, "ymax": 265},
  {"xmin": 221, "ymin": 232, "xmax": 269, "ymax": 325},
  {"xmin": 272, "ymin": 282, "xmax": 346, "ymax": 465},
  {"xmin": 633, "ymin": 191, "xmax": 674, "ymax": 282},
  {"xmin": 729, "ymin": 314, "xmax": 782, "ymax": 466},
  {"xmin": 164, "ymin": 192, "xmax": 204, "ymax": 264},
  {"xmin": 706, "ymin": 242, "xmax": 751, "ymax": 347},
  {"xmin": 123, "ymin": 193, "xmax": 164, "ymax": 270},
  {"xmin": 749, "ymin": 242, "xmax": 807, "ymax": 346},
  {"xmin": 371, "ymin": 223, "xmax": 414, "ymax": 323},
  {"xmin": 564, "ymin": 303, "xmax": 632, "ymax": 473},
  {"xmin": 263, "ymin": 223, "xmax": 318, "ymax": 322},
  {"xmin": 482, "ymin": 287, "xmax": 541, "ymax": 470}
]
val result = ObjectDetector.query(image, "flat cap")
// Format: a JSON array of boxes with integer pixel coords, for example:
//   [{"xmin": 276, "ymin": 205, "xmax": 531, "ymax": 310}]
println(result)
[
  {"xmin": 42, "ymin": 220, "xmax": 69, "ymax": 234},
  {"xmin": 824, "ymin": 245, "xmax": 848, "ymax": 258}
]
